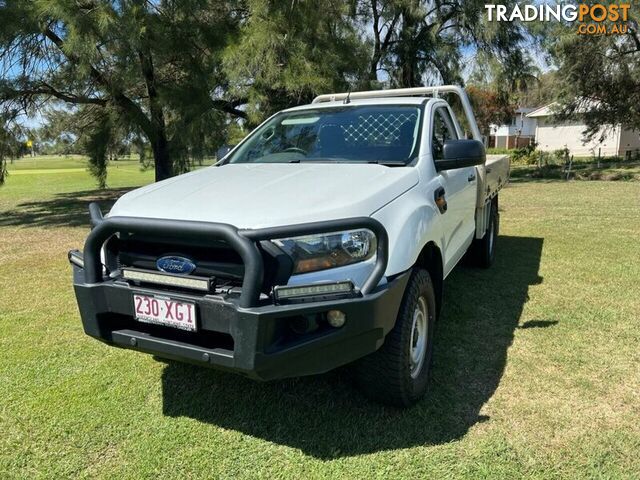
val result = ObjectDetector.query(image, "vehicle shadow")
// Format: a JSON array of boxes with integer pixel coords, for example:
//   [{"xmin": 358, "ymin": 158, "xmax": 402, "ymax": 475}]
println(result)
[
  {"xmin": 0, "ymin": 188, "xmax": 132, "ymax": 228},
  {"xmin": 161, "ymin": 235, "xmax": 544, "ymax": 458}
]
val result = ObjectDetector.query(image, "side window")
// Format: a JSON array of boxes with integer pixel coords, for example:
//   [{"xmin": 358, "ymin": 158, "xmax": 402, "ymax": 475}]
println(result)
[{"xmin": 431, "ymin": 107, "xmax": 458, "ymax": 160}]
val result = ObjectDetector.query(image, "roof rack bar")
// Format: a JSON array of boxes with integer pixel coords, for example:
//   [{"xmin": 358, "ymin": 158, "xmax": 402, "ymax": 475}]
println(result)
[{"xmin": 312, "ymin": 85, "xmax": 482, "ymax": 141}]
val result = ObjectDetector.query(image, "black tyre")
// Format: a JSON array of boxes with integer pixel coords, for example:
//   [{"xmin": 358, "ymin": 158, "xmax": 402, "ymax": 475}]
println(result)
[
  {"xmin": 353, "ymin": 268, "xmax": 436, "ymax": 407},
  {"xmin": 472, "ymin": 197, "xmax": 499, "ymax": 268}
]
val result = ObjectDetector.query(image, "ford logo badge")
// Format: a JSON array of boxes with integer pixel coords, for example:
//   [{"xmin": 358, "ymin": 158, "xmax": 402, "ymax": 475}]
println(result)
[{"xmin": 156, "ymin": 256, "xmax": 196, "ymax": 275}]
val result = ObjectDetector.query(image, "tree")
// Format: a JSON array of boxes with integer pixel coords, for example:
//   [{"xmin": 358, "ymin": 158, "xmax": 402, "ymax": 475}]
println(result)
[
  {"xmin": 493, "ymin": 50, "xmax": 540, "ymax": 101},
  {"xmin": 1, "ymin": 0, "xmax": 539, "ymax": 187},
  {"xmin": 224, "ymin": 0, "xmax": 369, "ymax": 123},
  {"xmin": 0, "ymin": 0, "xmax": 246, "ymax": 184},
  {"xmin": 466, "ymin": 85, "xmax": 514, "ymax": 140},
  {"xmin": 466, "ymin": 49, "xmax": 540, "ymax": 141},
  {"xmin": 360, "ymin": 0, "xmax": 401, "ymax": 85},
  {"xmin": 549, "ymin": 17, "xmax": 640, "ymax": 140},
  {"xmin": 516, "ymin": 71, "xmax": 560, "ymax": 109},
  {"xmin": 226, "ymin": 0, "xmax": 533, "ymax": 127},
  {"xmin": 0, "ymin": 126, "xmax": 12, "ymax": 185},
  {"xmin": 358, "ymin": 0, "xmax": 532, "ymax": 88},
  {"xmin": 0, "ymin": 113, "xmax": 23, "ymax": 185}
]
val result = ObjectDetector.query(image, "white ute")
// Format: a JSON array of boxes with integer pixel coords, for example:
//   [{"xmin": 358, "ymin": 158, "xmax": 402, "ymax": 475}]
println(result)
[{"xmin": 70, "ymin": 86, "xmax": 510, "ymax": 407}]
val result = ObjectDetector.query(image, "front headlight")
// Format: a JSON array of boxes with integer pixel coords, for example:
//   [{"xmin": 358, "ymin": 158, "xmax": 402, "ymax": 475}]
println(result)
[{"xmin": 273, "ymin": 229, "xmax": 377, "ymax": 274}]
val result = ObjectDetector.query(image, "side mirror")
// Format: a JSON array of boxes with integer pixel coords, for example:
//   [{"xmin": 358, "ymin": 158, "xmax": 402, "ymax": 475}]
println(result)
[{"xmin": 435, "ymin": 139, "xmax": 486, "ymax": 171}]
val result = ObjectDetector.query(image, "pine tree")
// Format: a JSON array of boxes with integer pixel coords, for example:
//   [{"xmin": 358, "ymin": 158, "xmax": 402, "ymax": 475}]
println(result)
[{"xmin": 0, "ymin": 0, "xmax": 246, "ymax": 183}]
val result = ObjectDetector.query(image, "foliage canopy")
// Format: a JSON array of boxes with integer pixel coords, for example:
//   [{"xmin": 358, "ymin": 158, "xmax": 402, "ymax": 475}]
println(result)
[{"xmin": 1, "ymin": 0, "xmax": 533, "ymax": 185}]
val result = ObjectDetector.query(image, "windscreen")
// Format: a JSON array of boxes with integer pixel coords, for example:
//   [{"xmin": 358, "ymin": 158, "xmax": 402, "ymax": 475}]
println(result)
[{"xmin": 226, "ymin": 105, "xmax": 422, "ymax": 165}]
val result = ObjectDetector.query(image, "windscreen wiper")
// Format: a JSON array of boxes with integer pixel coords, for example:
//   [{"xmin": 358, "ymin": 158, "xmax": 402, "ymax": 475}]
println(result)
[
  {"xmin": 367, "ymin": 160, "xmax": 408, "ymax": 167},
  {"xmin": 292, "ymin": 158, "xmax": 407, "ymax": 166}
]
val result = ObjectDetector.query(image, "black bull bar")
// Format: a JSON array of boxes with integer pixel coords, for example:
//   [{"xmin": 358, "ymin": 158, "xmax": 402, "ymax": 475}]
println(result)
[{"xmin": 84, "ymin": 202, "xmax": 389, "ymax": 306}]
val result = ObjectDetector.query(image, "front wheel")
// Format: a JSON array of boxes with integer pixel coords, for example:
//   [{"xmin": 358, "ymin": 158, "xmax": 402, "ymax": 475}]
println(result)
[{"xmin": 353, "ymin": 268, "xmax": 436, "ymax": 407}]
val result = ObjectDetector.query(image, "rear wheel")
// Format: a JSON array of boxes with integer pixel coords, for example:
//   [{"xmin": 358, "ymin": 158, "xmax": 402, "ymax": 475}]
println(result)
[
  {"xmin": 353, "ymin": 268, "xmax": 436, "ymax": 407},
  {"xmin": 472, "ymin": 196, "xmax": 499, "ymax": 268}
]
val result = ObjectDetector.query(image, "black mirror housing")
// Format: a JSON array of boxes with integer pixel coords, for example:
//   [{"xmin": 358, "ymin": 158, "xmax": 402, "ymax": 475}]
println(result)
[{"xmin": 435, "ymin": 139, "xmax": 486, "ymax": 171}]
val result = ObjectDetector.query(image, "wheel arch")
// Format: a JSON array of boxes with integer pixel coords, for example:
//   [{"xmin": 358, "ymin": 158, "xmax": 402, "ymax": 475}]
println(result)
[{"xmin": 414, "ymin": 241, "xmax": 444, "ymax": 319}]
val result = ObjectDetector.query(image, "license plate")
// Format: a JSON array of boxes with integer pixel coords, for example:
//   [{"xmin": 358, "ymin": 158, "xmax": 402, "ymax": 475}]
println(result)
[{"xmin": 133, "ymin": 294, "xmax": 197, "ymax": 332}]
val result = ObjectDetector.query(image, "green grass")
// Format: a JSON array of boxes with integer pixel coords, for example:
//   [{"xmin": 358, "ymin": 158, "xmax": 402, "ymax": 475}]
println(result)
[
  {"xmin": 1, "ymin": 158, "xmax": 639, "ymax": 478},
  {"xmin": 6, "ymin": 155, "xmax": 142, "ymax": 171},
  {"xmin": 6, "ymin": 154, "xmax": 215, "ymax": 175}
]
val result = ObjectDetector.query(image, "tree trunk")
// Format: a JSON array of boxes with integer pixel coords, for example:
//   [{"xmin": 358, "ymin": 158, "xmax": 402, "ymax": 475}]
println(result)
[
  {"xmin": 152, "ymin": 134, "xmax": 172, "ymax": 182},
  {"xmin": 369, "ymin": 0, "xmax": 381, "ymax": 83},
  {"xmin": 396, "ymin": 4, "xmax": 421, "ymax": 88},
  {"xmin": 138, "ymin": 40, "xmax": 172, "ymax": 182}
]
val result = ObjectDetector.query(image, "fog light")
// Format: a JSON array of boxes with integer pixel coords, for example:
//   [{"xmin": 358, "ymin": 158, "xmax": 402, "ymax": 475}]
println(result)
[{"xmin": 327, "ymin": 310, "xmax": 346, "ymax": 328}]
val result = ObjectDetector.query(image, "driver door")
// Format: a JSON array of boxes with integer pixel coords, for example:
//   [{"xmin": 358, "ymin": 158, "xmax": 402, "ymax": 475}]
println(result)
[{"xmin": 431, "ymin": 106, "xmax": 477, "ymax": 274}]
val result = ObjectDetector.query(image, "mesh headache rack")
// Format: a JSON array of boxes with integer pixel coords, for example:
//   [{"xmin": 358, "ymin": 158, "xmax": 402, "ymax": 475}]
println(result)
[{"xmin": 312, "ymin": 85, "xmax": 482, "ymax": 141}]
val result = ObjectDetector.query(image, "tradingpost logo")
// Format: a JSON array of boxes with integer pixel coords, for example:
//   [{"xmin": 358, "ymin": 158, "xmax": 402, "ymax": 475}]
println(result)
[{"xmin": 485, "ymin": 2, "xmax": 632, "ymax": 35}]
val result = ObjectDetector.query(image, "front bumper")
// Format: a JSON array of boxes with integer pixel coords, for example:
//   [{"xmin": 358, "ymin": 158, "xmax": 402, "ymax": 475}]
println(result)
[
  {"xmin": 73, "ymin": 266, "xmax": 409, "ymax": 380},
  {"xmin": 70, "ymin": 204, "xmax": 407, "ymax": 380}
]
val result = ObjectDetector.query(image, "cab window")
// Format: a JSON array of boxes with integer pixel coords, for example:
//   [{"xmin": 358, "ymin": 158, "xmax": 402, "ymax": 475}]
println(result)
[{"xmin": 431, "ymin": 107, "xmax": 458, "ymax": 160}]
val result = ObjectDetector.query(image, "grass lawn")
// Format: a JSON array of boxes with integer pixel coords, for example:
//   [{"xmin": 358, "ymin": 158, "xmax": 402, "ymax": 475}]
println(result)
[
  {"xmin": 1, "ymin": 158, "xmax": 639, "ymax": 478},
  {"xmin": 6, "ymin": 154, "xmax": 142, "ymax": 171}
]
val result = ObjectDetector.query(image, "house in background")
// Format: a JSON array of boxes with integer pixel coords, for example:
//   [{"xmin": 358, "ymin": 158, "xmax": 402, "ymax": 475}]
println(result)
[
  {"xmin": 527, "ymin": 104, "xmax": 640, "ymax": 157},
  {"xmin": 489, "ymin": 107, "xmax": 537, "ymax": 149}
]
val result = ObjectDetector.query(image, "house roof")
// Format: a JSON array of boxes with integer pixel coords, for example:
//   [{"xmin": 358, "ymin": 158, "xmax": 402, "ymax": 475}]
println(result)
[
  {"xmin": 526, "ymin": 103, "xmax": 556, "ymax": 118},
  {"xmin": 527, "ymin": 99, "xmax": 601, "ymax": 118}
]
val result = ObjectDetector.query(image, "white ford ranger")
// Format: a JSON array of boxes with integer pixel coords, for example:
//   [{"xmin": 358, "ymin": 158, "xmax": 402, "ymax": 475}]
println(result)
[{"xmin": 69, "ymin": 86, "xmax": 509, "ymax": 407}]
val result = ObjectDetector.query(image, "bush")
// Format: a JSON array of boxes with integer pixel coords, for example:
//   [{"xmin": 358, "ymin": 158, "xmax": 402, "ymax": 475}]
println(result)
[
  {"xmin": 487, "ymin": 144, "xmax": 540, "ymax": 165},
  {"xmin": 486, "ymin": 147, "xmax": 512, "ymax": 155},
  {"xmin": 510, "ymin": 144, "xmax": 539, "ymax": 165},
  {"xmin": 553, "ymin": 148, "xmax": 570, "ymax": 163},
  {"xmin": 508, "ymin": 147, "xmax": 576, "ymax": 166}
]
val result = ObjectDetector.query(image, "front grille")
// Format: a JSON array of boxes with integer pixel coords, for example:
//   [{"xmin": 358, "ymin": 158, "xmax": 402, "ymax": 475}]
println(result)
[
  {"xmin": 116, "ymin": 236, "xmax": 244, "ymax": 281},
  {"xmin": 107, "ymin": 233, "xmax": 292, "ymax": 293}
]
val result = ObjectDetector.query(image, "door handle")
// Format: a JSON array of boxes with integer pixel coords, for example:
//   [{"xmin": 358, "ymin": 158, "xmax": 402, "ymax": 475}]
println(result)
[
  {"xmin": 467, "ymin": 173, "xmax": 476, "ymax": 182},
  {"xmin": 434, "ymin": 187, "xmax": 447, "ymax": 214}
]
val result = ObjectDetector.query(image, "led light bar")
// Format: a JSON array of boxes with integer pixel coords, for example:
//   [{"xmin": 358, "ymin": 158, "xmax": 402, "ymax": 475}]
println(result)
[
  {"xmin": 122, "ymin": 268, "xmax": 211, "ymax": 292},
  {"xmin": 273, "ymin": 281, "xmax": 355, "ymax": 304}
]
